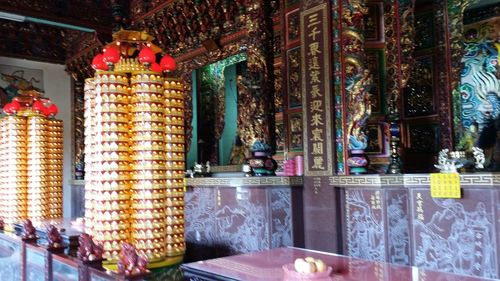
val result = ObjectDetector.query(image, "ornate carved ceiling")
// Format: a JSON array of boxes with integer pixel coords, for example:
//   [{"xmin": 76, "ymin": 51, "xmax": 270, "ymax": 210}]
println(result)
[
  {"xmin": 0, "ymin": 0, "xmax": 116, "ymax": 63},
  {"xmin": 0, "ymin": 19, "xmax": 67, "ymax": 63},
  {"xmin": 131, "ymin": 0, "xmax": 249, "ymax": 56},
  {"xmin": 0, "ymin": 0, "xmax": 280, "ymax": 76},
  {"xmin": 0, "ymin": 0, "xmax": 114, "ymax": 32}
]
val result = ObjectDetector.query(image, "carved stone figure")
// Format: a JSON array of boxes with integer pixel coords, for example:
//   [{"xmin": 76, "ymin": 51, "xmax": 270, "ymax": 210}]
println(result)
[
  {"xmin": 22, "ymin": 219, "xmax": 37, "ymax": 240},
  {"xmin": 46, "ymin": 225, "xmax": 63, "ymax": 249},
  {"xmin": 77, "ymin": 233, "xmax": 104, "ymax": 262},
  {"xmin": 117, "ymin": 242, "xmax": 149, "ymax": 276}
]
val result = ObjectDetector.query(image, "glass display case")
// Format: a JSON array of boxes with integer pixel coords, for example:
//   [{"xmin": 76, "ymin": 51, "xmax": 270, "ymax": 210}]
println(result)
[
  {"xmin": 26, "ymin": 245, "xmax": 46, "ymax": 281},
  {"xmin": 0, "ymin": 230, "xmax": 181, "ymax": 281},
  {"xmin": 0, "ymin": 233, "xmax": 22, "ymax": 280}
]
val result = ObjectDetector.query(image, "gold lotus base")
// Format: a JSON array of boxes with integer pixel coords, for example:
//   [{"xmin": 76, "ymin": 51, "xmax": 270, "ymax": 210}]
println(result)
[{"xmin": 102, "ymin": 253, "xmax": 184, "ymax": 270}]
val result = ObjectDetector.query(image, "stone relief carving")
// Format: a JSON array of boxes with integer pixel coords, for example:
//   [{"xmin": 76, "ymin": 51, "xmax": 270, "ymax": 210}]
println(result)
[
  {"xmin": 387, "ymin": 193, "xmax": 410, "ymax": 265},
  {"xmin": 414, "ymin": 197, "xmax": 497, "ymax": 278},
  {"xmin": 270, "ymin": 188, "xmax": 292, "ymax": 247},
  {"xmin": 345, "ymin": 190, "xmax": 385, "ymax": 261}
]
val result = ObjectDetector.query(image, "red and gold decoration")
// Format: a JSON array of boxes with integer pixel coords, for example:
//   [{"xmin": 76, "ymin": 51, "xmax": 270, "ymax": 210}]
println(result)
[
  {"xmin": 85, "ymin": 71, "xmax": 132, "ymax": 260},
  {"xmin": 163, "ymin": 78, "xmax": 185, "ymax": 257},
  {"xmin": 0, "ymin": 91, "xmax": 63, "ymax": 228},
  {"xmin": 130, "ymin": 71, "xmax": 167, "ymax": 260},
  {"xmin": 84, "ymin": 30, "xmax": 185, "ymax": 266},
  {"xmin": 0, "ymin": 115, "xmax": 28, "ymax": 227},
  {"xmin": 83, "ymin": 78, "xmax": 96, "ymax": 228},
  {"xmin": 47, "ymin": 118, "xmax": 63, "ymax": 218}
]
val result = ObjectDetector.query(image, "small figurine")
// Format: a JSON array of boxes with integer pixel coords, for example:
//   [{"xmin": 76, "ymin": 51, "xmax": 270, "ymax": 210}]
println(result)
[
  {"xmin": 22, "ymin": 219, "xmax": 37, "ymax": 241},
  {"xmin": 472, "ymin": 146, "xmax": 485, "ymax": 169},
  {"xmin": 77, "ymin": 233, "xmax": 104, "ymax": 262},
  {"xmin": 435, "ymin": 149, "xmax": 463, "ymax": 173},
  {"xmin": 192, "ymin": 162, "xmax": 211, "ymax": 177},
  {"xmin": 205, "ymin": 161, "xmax": 211, "ymax": 174},
  {"xmin": 185, "ymin": 169, "xmax": 194, "ymax": 178},
  {"xmin": 193, "ymin": 162, "xmax": 203, "ymax": 175},
  {"xmin": 46, "ymin": 224, "xmax": 63, "ymax": 249},
  {"xmin": 117, "ymin": 243, "xmax": 149, "ymax": 276},
  {"xmin": 435, "ymin": 147, "xmax": 486, "ymax": 173}
]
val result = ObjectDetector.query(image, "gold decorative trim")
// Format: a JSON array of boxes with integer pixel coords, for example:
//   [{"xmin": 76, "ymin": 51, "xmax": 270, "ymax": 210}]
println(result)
[
  {"xmin": 72, "ymin": 176, "xmax": 304, "ymax": 187},
  {"xmin": 329, "ymin": 173, "xmax": 500, "ymax": 188},
  {"xmin": 186, "ymin": 176, "xmax": 303, "ymax": 187},
  {"xmin": 329, "ymin": 175, "xmax": 403, "ymax": 187}
]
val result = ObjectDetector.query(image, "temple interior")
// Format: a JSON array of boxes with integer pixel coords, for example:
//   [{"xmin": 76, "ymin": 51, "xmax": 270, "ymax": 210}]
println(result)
[{"xmin": 0, "ymin": 0, "xmax": 499, "ymax": 280}]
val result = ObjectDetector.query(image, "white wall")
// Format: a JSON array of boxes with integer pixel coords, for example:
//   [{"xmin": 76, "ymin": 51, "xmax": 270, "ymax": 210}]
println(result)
[{"xmin": 0, "ymin": 56, "xmax": 73, "ymax": 218}]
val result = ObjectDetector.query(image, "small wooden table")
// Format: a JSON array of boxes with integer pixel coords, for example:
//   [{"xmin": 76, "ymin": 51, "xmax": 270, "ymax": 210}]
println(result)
[{"xmin": 181, "ymin": 247, "xmax": 494, "ymax": 281}]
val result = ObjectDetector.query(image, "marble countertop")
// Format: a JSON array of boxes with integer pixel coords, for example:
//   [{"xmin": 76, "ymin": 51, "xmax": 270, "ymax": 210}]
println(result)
[{"xmin": 182, "ymin": 247, "xmax": 492, "ymax": 281}]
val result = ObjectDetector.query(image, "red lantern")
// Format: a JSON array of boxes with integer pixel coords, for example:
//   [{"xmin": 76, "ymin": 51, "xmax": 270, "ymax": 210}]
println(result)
[
  {"xmin": 3, "ymin": 100, "xmax": 21, "ymax": 115},
  {"xmin": 32, "ymin": 100, "xmax": 46, "ymax": 113},
  {"xmin": 138, "ymin": 46, "xmax": 156, "ymax": 64},
  {"xmin": 102, "ymin": 47, "xmax": 121, "ymax": 64},
  {"xmin": 10, "ymin": 100, "xmax": 21, "ymax": 112},
  {"xmin": 3, "ymin": 103, "xmax": 14, "ymax": 115},
  {"xmin": 160, "ymin": 54, "xmax": 176, "ymax": 72},
  {"xmin": 46, "ymin": 104, "xmax": 59, "ymax": 117},
  {"xmin": 91, "ymin": 54, "xmax": 106, "ymax": 70},
  {"xmin": 151, "ymin": 62, "xmax": 162, "ymax": 73}
]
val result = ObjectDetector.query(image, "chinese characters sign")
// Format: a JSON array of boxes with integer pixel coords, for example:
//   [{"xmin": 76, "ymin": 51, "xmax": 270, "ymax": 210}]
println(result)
[{"xmin": 301, "ymin": 3, "xmax": 333, "ymax": 176}]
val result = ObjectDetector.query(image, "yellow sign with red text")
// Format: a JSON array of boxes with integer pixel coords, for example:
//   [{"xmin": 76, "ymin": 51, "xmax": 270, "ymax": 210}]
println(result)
[{"xmin": 430, "ymin": 173, "xmax": 461, "ymax": 198}]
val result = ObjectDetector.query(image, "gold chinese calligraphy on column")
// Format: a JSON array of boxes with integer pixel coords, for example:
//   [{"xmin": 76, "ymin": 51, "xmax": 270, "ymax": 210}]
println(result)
[{"xmin": 301, "ymin": 3, "xmax": 333, "ymax": 176}]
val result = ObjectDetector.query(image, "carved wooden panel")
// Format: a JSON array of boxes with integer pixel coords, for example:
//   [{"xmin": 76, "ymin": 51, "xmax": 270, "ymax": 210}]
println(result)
[
  {"xmin": 365, "ymin": 49, "xmax": 385, "ymax": 114},
  {"xmin": 414, "ymin": 11, "xmax": 435, "ymax": 51},
  {"xmin": 274, "ymin": 63, "xmax": 283, "ymax": 112},
  {"xmin": 289, "ymin": 110, "xmax": 303, "ymax": 152},
  {"xmin": 403, "ymin": 55, "xmax": 436, "ymax": 118},
  {"xmin": 407, "ymin": 124, "xmax": 440, "ymax": 154},
  {"xmin": 285, "ymin": 8, "xmax": 300, "ymax": 46},
  {"xmin": 275, "ymin": 115, "xmax": 285, "ymax": 152},
  {"xmin": 286, "ymin": 47, "xmax": 301, "ymax": 108},
  {"xmin": 364, "ymin": 2, "xmax": 384, "ymax": 43}
]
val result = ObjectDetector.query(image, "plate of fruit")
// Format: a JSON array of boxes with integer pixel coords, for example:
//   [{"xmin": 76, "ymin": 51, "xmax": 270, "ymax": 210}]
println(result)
[{"xmin": 282, "ymin": 257, "xmax": 332, "ymax": 280}]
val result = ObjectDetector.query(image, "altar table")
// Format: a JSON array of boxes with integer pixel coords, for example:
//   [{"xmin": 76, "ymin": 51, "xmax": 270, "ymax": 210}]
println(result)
[{"xmin": 181, "ymin": 247, "xmax": 496, "ymax": 281}]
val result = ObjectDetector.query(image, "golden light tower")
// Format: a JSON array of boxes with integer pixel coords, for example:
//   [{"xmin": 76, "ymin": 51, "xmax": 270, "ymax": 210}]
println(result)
[
  {"xmin": 0, "ymin": 92, "xmax": 63, "ymax": 228},
  {"xmin": 85, "ymin": 30, "xmax": 185, "ymax": 266}
]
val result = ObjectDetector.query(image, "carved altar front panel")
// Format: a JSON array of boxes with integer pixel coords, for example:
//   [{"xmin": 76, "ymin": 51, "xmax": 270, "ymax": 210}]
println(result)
[
  {"xmin": 386, "ymin": 189, "xmax": 410, "ymax": 265},
  {"xmin": 342, "ymin": 187, "xmax": 411, "ymax": 265},
  {"xmin": 344, "ymin": 189, "xmax": 386, "ymax": 261},
  {"xmin": 410, "ymin": 188, "xmax": 499, "ymax": 279},
  {"xmin": 184, "ymin": 185, "xmax": 296, "ymax": 261}
]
